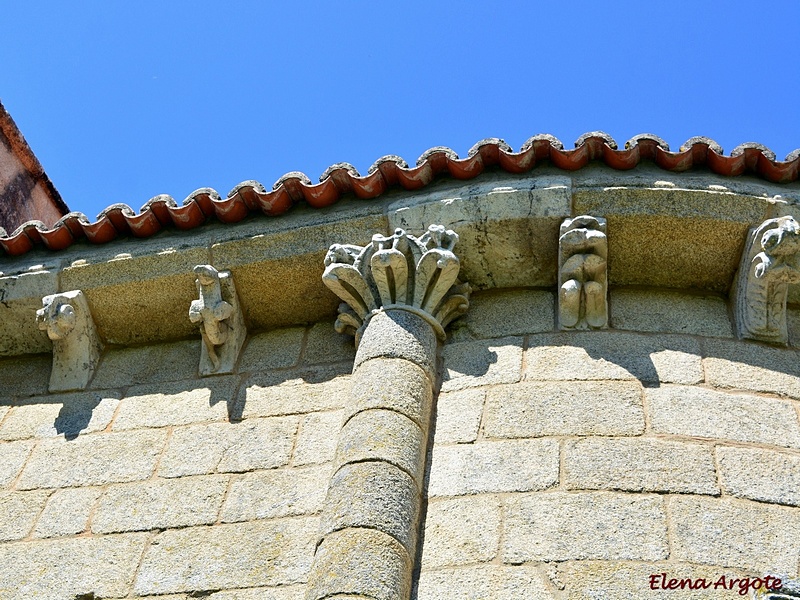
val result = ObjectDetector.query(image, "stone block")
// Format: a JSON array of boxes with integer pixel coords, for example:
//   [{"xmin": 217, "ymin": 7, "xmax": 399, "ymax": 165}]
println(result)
[
  {"xmin": 91, "ymin": 339, "xmax": 198, "ymax": 389},
  {"xmin": 647, "ymin": 385, "xmax": 800, "ymax": 448},
  {"xmin": 0, "ymin": 440, "xmax": 35, "ymax": 487},
  {"xmin": 610, "ymin": 288, "xmax": 733, "ymax": 337},
  {"xmin": 0, "ymin": 532, "xmax": 148, "ymax": 599},
  {"xmin": 703, "ymin": 338, "xmax": 800, "ymax": 399},
  {"xmin": 0, "ymin": 355, "xmax": 50, "ymax": 397},
  {"xmin": 134, "ymin": 516, "xmax": 319, "ymax": 595},
  {"xmin": 239, "ymin": 327, "xmax": 305, "ymax": 372},
  {"xmin": 460, "ymin": 289, "xmax": 555, "ymax": 339},
  {"xmin": 503, "ymin": 492, "xmax": 668, "ymax": 562},
  {"xmin": 348, "ymin": 358, "xmax": 432, "ymax": 426},
  {"xmin": 718, "ymin": 446, "xmax": 800, "ymax": 507},
  {"xmin": 525, "ymin": 332, "xmax": 702, "ymax": 385},
  {"xmin": 433, "ymin": 389, "xmax": 484, "ymax": 444},
  {"xmin": 17, "ymin": 429, "xmax": 166, "ymax": 489},
  {"xmin": 0, "ymin": 269, "xmax": 57, "ymax": 356},
  {"xmin": 563, "ymin": 437, "xmax": 718, "ymax": 494},
  {"xmin": 304, "ymin": 321, "xmax": 356, "ymax": 365},
  {"xmin": 112, "ymin": 378, "xmax": 235, "ymax": 431},
  {"xmin": 669, "ymin": 496, "xmax": 800, "ymax": 573},
  {"xmin": 0, "ymin": 390, "xmax": 119, "ymax": 441},
  {"xmin": 421, "ymin": 495, "xmax": 500, "ymax": 569},
  {"xmin": 209, "ymin": 587, "xmax": 305, "ymax": 600},
  {"xmin": 428, "ymin": 439, "xmax": 558, "ymax": 497},
  {"xmin": 159, "ymin": 417, "xmax": 298, "ymax": 477},
  {"xmin": 0, "ymin": 490, "xmax": 49, "ymax": 541},
  {"xmin": 441, "ymin": 337, "xmax": 523, "ymax": 392},
  {"xmin": 221, "ymin": 464, "xmax": 332, "ymax": 522},
  {"xmin": 320, "ymin": 461, "xmax": 419, "ymax": 553},
  {"xmin": 335, "ymin": 409, "xmax": 424, "ymax": 482},
  {"xmin": 32, "ymin": 487, "xmax": 102, "ymax": 538},
  {"xmin": 354, "ymin": 310, "xmax": 438, "ymax": 378},
  {"xmin": 416, "ymin": 565, "xmax": 555, "ymax": 600},
  {"xmin": 484, "ymin": 380, "xmax": 644, "ymax": 438},
  {"xmin": 294, "ymin": 410, "xmax": 344, "ymax": 466},
  {"xmin": 306, "ymin": 527, "xmax": 411, "ymax": 600},
  {"xmin": 92, "ymin": 475, "xmax": 229, "ymax": 534}
]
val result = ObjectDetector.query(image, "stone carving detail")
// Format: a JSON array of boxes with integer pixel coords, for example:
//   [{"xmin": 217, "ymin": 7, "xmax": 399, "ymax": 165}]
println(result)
[
  {"xmin": 322, "ymin": 225, "xmax": 471, "ymax": 342},
  {"xmin": 189, "ymin": 265, "xmax": 246, "ymax": 375},
  {"xmin": 36, "ymin": 290, "xmax": 102, "ymax": 392},
  {"xmin": 733, "ymin": 216, "xmax": 800, "ymax": 344},
  {"xmin": 558, "ymin": 215, "xmax": 608, "ymax": 330}
]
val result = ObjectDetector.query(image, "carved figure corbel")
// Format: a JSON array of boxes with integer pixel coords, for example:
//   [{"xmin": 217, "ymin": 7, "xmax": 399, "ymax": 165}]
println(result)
[
  {"xmin": 36, "ymin": 290, "xmax": 102, "ymax": 392},
  {"xmin": 558, "ymin": 215, "xmax": 608, "ymax": 330},
  {"xmin": 322, "ymin": 225, "xmax": 471, "ymax": 344},
  {"xmin": 189, "ymin": 265, "xmax": 246, "ymax": 375},
  {"xmin": 733, "ymin": 216, "xmax": 800, "ymax": 344}
]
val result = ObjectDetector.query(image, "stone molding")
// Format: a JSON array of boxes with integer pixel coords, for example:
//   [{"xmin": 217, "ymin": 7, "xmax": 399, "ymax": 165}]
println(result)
[
  {"xmin": 558, "ymin": 215, "xmax": 608, "ymax": 330},
  {"xmin": 36, "ymin": 289, "xmax": 102, "ymax": 391},
  {"xmin": 733, "ymin": 216, "xmax": 800, "ymax": 344},
  {"xmin": 188, "ymin": 265, "xmax": 246, "ymax": 375}
]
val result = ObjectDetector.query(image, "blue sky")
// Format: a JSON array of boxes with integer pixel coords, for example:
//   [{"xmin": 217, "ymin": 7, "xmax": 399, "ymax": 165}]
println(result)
[{"xmin": 2, "ymin": 2, "xmax": 799, "ymax": 219}]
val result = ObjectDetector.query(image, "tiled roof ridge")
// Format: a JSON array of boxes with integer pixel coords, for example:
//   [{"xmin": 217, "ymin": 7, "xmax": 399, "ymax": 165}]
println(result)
[{"xmin": 2, "ymin": 131, "xmax": 798, "ymax": 257}]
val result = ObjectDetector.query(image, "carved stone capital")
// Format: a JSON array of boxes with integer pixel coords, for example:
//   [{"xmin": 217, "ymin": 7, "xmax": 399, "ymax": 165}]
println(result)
[
  {"xmin": 36, "ymin": 290, "xmax": 102, "ymax": 392},
  {"xmin": 322, "ymin": 225, "xmax": 470, "ymax": 343},
  {"xmin": 558, "ymin": 215, "xmax": 608, "ymax": 330},
  {"xmin": 734, "ymin": 216, "xmax": 800, "ymax": 344},
  {"xmin": 189, "ymin": 265, "xmax": 246, "ymax": 375}
]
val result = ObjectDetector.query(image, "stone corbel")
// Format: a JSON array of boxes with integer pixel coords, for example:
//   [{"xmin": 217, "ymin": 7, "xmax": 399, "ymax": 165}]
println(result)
[
  {"xmin": 558, "ymin": 215, "xmax": 608, "ymax": 330},
  {"xmin": 36, "ymin": 290, "xmax": 102, "ymax": 392},
  {"xmin": 188, "ymin": 265, "xmax": 246, "ymax": 375},
  {"xmin": 733, "ymin": 216, "xmax": 800, "ymax": 344}
]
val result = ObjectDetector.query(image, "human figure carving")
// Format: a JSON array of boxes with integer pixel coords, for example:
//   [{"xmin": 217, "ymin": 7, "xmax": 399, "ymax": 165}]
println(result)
[{"xmin": 189, "ymin": 265, "xmax": 238, "ymax": 373}]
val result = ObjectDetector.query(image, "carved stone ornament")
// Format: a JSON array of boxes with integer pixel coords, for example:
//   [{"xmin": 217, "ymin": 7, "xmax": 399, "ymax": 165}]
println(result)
[
  {"xmin": 558, "ymin": 215, "xmax": 608, "ymax": 330},
  {"xmin": 189, "ymin": 265, "xmax": 246, "ymax": 375},
  {"xmin": 733, "ymin": 216, "xmax": 800, "ymax": 344},
  {"xmin": 322, "ymin": 225, "xmax": 471, "ymax": 343},
  {"xmin": 36, "ymin": 290, "xmax": 102, "ymax": 392}
]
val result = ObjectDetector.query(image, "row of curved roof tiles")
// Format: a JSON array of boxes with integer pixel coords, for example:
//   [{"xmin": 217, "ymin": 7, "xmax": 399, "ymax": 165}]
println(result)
[{"xmin": 2, "ymin": 132, "xmax": 799, "ymax": 257}]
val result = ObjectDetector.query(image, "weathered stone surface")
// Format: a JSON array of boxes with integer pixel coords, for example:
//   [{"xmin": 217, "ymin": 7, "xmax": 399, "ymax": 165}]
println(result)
[
  {"xmin": 703, "ymin": 338, "xmax": 800, "ymax": 399},
  {"xmin": 32, "ymin": 487, "xmax": 102, "ymax": 538},
  {"xmin": 0, "ymin": 533, "xmax": 148, "ymax": 599},
  {"xmin": 433, "ymin": 389, "xmax": 484, "ymax": 444},
  {"xmin": 112, "ymin": 378, "xmax": 235, "ymax": 430},
  {"xmin": 610, "ymin": 288, "xmax": 733, "ymax": 337},
  {"xmin": 458, "ymin": 289, "xmax": 554, "ymax": 339},
  {"xmin": 159, "ymin": 417, "xmax": 298, "ymax": 477},
  {"xmin": 335, "ymin": 409, "xmax": 424, "ymax": 481},
  {"xmin": 209, "ymin": 587, "xmax": 305, "ymax": 600},
  {"xmin": 670, "ymin": 496, "xmax": 800, "ymax": 573},
  {"xmin": 348, "ymin": 358, "xmax": 432, "ymax": 426},
  {"xmin": 304, "ymin": 321, "xmax": 356, "ymax": 365},
  {"xmin": 0, "ymin": 390, "xmax": 119, "ymax": 440},
  {"xmin": 306, "ymin": 527, "xmax": 411, "ymax": 600},
  {"xmin": 503, "ymin": 492, "xmax": 668, "ymax": 562},
  {"xmin": 647, "ymin": 385, "xmax": 800, "ymax": 448},
  {"xmin": 17, "ymin": 429, "xmax": 166, "ymax": 489},
  {"xmin": 91, "ymin": 339, "xmax": 198, "ymax": 389},
  {"xmin": 320, "ymin": 461, "xmax": 420, "ymax": 553},
  {"xmin": 221, "ymin": 464, "xmax": 332, "ymax": 522},
  {"xmin": 0, "ymin": 270, "xmax": 58, "ymax": 357},
  {"xmin": 294, "ymin": 410, "xmax": 343, "ymax": 466},
  {"xmin": 558, "ymin": 215, "xmax": 608, "ymax": 330},
  {"xmin": 421, "ymin": 495, "xmax": 500, "ymax": 569},
  {"xmin": 0, "ymin": 439, "xmax": 34, "ymax": 487},
  {"xmin": 92, "ymin": 475, "xmax": 229, "ymax": 533},
  {"xmin": 354, "ymin": 310, "xmax": 438, "ymax": 378},
  {"xmin": 416, "ymin": 565, "xmax": 555, "ymax": 600},
  {"xmin": 563, "ymin": 437, "xmax": 718, "ymax": 494},
  {"xmin": 0, "ymin": 490, "xmax": 49, "ymax": 541},
  {"xmin": 239, "ymin": 366, "xmax": 351, "ymax": 419},
  {"xmin": 484, "ymin": 381, "xmax": 644, "ymax": 438},
  {"xmin": 525, "ymin": 332, "xmax": 702, "ymax": 384},
  {"xmin": 441, "ymin": 337, "xmax": 523, "ymax": 392},
  {"xmin": 239, "ymin": 326, "xmax": 305, "ymax": 372},
  {"xmin": 718, "ymin": 446, "xmax": 800, "ymax": 506},
  {"xmin": 0, "ymin": 355, "xmax": 49, "ymax": 397},
  {"xmin": 428, "ymin": 439, "xmax": 558, "ymax": 497},
  {"xmin": 135, "ymin": 516, "xmax": 319, "ymax": 595}
]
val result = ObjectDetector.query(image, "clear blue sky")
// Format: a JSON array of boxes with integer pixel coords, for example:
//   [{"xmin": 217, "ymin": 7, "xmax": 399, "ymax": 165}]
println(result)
[{"xmin": 2, "ymin": 2, "xmax": 799, "ymax": 219}]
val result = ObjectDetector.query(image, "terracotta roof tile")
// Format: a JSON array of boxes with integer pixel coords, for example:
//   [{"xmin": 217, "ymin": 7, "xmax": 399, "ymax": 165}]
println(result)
[{"xmin": 1, "ymin": 132, "xmax": 798, "ymax": 257}]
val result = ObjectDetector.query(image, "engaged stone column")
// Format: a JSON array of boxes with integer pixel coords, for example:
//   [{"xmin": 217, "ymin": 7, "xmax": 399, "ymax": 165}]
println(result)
[{"xmin": 306, "ymin": 226, "xmax": 470, "ymax": 600}]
